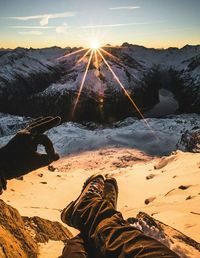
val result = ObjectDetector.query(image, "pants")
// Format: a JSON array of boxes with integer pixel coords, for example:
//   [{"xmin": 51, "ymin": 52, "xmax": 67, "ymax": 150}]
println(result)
[{"xmin": 61, "ymin": 196, "xmax": 179, "ymax": 258}]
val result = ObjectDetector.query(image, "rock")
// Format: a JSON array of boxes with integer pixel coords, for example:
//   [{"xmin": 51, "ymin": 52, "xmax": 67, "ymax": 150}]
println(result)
[
  {"xmin": 186, "ymin": 195, "xmax": 193, "ymax": 200},
  {"xmin": 0, "ymin": 200, "xmax": 72, "ymax": 258},
  {"xmin": 154, "ymin": 156, "xmax": 176, "ymax": 170},
  {"xmin": 127, "ymin": 212, "xmax": 200, "ymax": 258},
  {"xmin": 177, "ymin": 129, "xmax": 200, "ymax": 153},
  {"xmin": 179, "ymin": 185, "xmax": 190, "ymax": 190},
  {"xmin": 146, "ymin": 174, "xmax": 155, "ymax": 180},
  {"xmin": 23, "ymin": 216, "xmax": 73, "ymax": 243},
  {"xmin": 48, "ymin": 165, "xmax": 56, "ymax": 172},
  {"xmin": 144, "ymin": 196, "xmax": 156, "ymax": 205},
  {"xmin": 0, "ymin": 199, "xmax": 38, "ymax": 257}
]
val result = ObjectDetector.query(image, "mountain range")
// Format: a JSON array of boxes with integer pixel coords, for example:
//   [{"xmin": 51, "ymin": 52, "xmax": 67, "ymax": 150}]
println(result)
[{"xmin": 0, "ymin": 43, "xmax": 199, "ymax": 122}]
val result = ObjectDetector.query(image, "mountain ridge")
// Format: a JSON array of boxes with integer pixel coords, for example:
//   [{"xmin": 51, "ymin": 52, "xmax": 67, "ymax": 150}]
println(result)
[{"xmin": 0, "ymin": 43, "xmax": 199, "ymax": 122}]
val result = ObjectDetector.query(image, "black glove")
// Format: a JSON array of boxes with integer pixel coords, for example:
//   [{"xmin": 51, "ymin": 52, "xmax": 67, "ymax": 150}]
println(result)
[{"xmin": 0, "ymin": 116, "xmax": 61, "ymax": 187}]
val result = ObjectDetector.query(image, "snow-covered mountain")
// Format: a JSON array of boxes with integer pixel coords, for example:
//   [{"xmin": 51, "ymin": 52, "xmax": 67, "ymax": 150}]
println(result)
[{"xmin": 0, "ymin": 44, "xmax": 199, "ymax": 122}]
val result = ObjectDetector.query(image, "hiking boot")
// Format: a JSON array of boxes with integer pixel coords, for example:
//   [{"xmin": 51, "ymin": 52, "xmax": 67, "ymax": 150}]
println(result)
[
  {"xmin": 61, "ymin": 174, "xmax": 104, "ymax": 227},
  {"xmin": 104, "ymin": 177, "xmax": 118, "ymax": 209}
]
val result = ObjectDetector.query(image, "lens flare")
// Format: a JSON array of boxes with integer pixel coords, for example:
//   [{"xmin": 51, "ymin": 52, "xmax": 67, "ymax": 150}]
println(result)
[
  {"xmin": 100, "ymin": 47, "xmax": 121, "ymax": 63},
  {"xmin": 57, "ymin": 48, "xmax": 88, "ymax": 61},
  {"xmin": 76, "ymin": 48, "xmax": 92, "ymax": 65},
  {"xmin": 90, "ymin": 40, "xmax": 100, "ymax": 50},
  {"xmin": 94, "ymin": 50, "xmax": 99, "ymax": 69},
  {"xmin": 58, "ymin": 40, "xmax": 156, "ymax": 138},
  {"xmin": 97, "ymin": 49, "xmax": 156, "ymax": 135},
  {"xmin": 72, "ymin": 49, "xmax": 94, "ymax": 116}
]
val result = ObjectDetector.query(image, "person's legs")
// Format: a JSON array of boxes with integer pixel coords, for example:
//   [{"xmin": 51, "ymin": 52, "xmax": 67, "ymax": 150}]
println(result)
[
  {"xmin": 60, "ymin": 176, "xmax": 119, "ymax": 258},
  {"xmin": 61, "ymin": 234, "xmax": 89, "ymax": 258},
  {"xmin": 61, "ymin": 175, "xmax": 180, "ymax": 258}
]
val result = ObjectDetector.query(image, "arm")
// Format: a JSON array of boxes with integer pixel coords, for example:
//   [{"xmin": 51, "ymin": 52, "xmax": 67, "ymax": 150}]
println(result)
[{"xmin": 0, "ymin": 116, "xmax": 61, "ymax": 194}]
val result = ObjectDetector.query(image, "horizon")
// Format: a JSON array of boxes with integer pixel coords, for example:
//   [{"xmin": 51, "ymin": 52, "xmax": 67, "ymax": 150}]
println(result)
[
  {"xmin": 0, "ymin": 0, "xmax": 200, "ymax": 49},
  {"xmin": 1, "ymin": 42, "xmax": 200, "ymax": 51}
]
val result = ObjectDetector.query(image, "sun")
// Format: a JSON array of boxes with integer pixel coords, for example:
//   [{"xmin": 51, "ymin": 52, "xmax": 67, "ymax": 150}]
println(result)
[{"xmin": 90, "ymin": 39, "xmax": 100, "ymax": 50}]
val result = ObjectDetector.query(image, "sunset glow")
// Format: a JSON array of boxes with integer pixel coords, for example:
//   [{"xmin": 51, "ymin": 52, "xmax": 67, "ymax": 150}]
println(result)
[
  {"xmin": 59, "ymin": 41, "xmax": 156, "ymax": 137},
  {"xmin": 90, "ymin": 40, "xmax": 100, "ymax": 50},
  {"xmin": 1, "ymin": 0, "xmax": 199, "ymax": 49}
]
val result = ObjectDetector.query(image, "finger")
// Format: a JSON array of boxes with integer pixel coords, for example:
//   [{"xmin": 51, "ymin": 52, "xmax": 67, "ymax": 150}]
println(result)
[
  {"xmin": 26, "ymin": 117, "xmax": 43, "ymax": 130},
  {"xmin": 26, "ymin": 117, "xmax": 52, "ymax": 131},
  {"xmin": 33, "ymin": 134, "xmax": 60, "ymax": 161},
  {"xmin": 30, "ymin": 117, "xmax": 61, "ymax": 134},
  {"xmin": 33, "ymin": 134, "xmax": 55, "ymax": 156},
  {"xmin": 34, "ymin": 153, "xmax": 53, "ymax": 168}
]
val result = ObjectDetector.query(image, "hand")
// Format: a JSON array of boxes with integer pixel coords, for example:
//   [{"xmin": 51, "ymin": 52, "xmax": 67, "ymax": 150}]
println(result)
[{"xmin": 0, "ymin": 116, "xmax": 61, "ymax": 182}]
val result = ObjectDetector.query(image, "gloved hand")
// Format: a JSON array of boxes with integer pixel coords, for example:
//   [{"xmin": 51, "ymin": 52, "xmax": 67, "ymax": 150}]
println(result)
[{"xmin": 0, "ymin": 116, "xmax": 61, "ymax": 194}]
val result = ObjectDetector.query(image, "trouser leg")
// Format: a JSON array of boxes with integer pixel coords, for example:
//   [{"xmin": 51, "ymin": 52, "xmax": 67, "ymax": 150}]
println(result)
[
  {"xmin": 61, "ymin": 233, "xmax": 89, "ymax": 258},
  {"xmin": 71, "ymin": 197, "xmax": 180, "ymax": 258}
]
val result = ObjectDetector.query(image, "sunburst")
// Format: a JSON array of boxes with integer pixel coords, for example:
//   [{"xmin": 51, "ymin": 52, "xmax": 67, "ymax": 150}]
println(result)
[
  {"xmin": 58, "ymin": 39, "xmax": 156, "ymax": 137},
  {"xmin": 90, "ymin": 39, "xmax": 100, "ymax": 50}
]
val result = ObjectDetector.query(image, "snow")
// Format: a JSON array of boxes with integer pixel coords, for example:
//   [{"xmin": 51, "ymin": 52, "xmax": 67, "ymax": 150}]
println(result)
[
  {"xmin": 1, "ymin": 113, "xmax": 199, "ymax": 156},
  {"xmin": 0, "ymin": 44, "xmax": 199, "ymax": 100},
  {"xmin": 0, "ymin": 47, "xmax": 67, "ymax": 83},
  {"xmin": 0, "ymin": 113, "xmax": 29, "ymax": 138}
]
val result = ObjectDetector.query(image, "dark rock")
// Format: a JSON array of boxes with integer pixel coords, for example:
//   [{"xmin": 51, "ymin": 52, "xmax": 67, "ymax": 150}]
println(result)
[
  {"xmin": 179, "ymin": 185, "xmax": 190, "ymax": 190},
  {"xmin": 146, "ymin": 174, "xmax": 155, "ymax": 180},
  {"xmin": 177, "ymin": 129, "xmax": 200, "ymax": 153},
  {"xmin": 48, "ymin": 165, "xmax": 56, "ymax": 172},
  {"xmin": 144, "ymin": 196, "xmax": 156, "ymax": 205},
  {"xmin": 0, "ymin": 199, "xmax": 72, "ymax": 258}
]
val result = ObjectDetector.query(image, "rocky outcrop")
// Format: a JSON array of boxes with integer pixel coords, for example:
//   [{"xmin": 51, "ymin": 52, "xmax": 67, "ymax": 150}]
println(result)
[
  {"xmin": 0, "ymin": 199, "xmax": 38, "ymax": 258},
  {"xmin": 23, "ymin": 216, "xmax": 73, "ymax": 244},
  {"xmin": 0, "ymin": 200, "xmax": 72, "ymax": 258},
  {"xmin": 128, "ymin": 212, "xmax": 200, "ymax": 258},
  {"xmin": 178, "ymin": 128, "xmax": 200, "ymax": 153}
]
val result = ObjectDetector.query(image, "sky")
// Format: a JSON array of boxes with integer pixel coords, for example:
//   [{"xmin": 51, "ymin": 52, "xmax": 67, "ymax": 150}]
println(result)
[{"xmin": 0, "ymin": 0, "xmax": 199, "ymax": 49}]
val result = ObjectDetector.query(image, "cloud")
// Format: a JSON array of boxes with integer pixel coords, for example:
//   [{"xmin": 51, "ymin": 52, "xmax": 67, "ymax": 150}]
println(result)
[
  {"xmin": 81, "ymin": 21, "xmax": 166, "ymax": 29},
  {"xmin": 9, "ymin": 24, "xmax": 69, "ymax": 34},
  {"xmin": 9, "ymin": 26, "xmax": 54, "ymax": 29},
  {"xmin": 7, "ymin": 11, "xmax": 77, "ymax": 26},
  {"xmin": 18, "ymin": 31, "xmax": 43, "ymax": 35},
  {"xmin": 56, "ymin": 23, "xmax": 69, "ymax": 34},
  {"xmin": 109, "ymin": 6, "xmax": 140, "ymax": 10}
]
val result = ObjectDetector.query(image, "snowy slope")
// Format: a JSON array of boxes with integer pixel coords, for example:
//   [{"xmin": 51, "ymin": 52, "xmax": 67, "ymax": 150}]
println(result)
[
  {"xmin": 0, "ymin": 47, "xmax": 66, "ymax": 82},
  {"xmin": 0, "ymin": 113, "xmax": 199, "ymax": 156}
]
